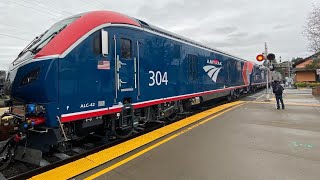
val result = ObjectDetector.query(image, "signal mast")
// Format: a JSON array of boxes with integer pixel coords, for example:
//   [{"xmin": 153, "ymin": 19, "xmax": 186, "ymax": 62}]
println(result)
[{"xmin": 256, "ymin": 42, "xmax": 275, "ymax": 101}]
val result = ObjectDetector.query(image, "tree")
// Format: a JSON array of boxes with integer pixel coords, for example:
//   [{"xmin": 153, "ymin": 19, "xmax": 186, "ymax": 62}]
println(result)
[
  {"xmin": 305, "ymin": 55, "xmax": 320, "ymax": 70},
  {"xmin": 303, "ymin": 4, "xmax": 320, "ymax": 53},
  {"xmin": 0, "ymin": 70, "xmax": 6, "ymax": 81},
  {"xmin": 291, "ymin": 57, "xmax": 303, "ymax": 64},
  {"xmin": 0, "ymin": 70, "xmax": 6, "ymax": 91}
]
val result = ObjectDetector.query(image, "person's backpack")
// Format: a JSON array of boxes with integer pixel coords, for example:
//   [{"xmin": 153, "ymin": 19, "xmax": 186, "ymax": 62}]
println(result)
[{"xmin": 274, "ymin": 84, "xmax": 283, "ymax": 95}]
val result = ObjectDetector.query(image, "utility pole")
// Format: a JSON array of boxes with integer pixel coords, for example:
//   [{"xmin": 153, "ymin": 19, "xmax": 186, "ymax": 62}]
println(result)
[
  {"xmin": 288, "ymin": 59, "xmax": 292, "ymax": 88},
  {"xmin": 264, "ymin": 42, "xmax": 270, "ymax": 100}
]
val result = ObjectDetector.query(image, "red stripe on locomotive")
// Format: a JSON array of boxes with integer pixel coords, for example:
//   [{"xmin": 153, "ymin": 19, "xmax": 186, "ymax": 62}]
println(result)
[{"xmin": 35, "ymin": 11, "xmax": 141, "ymax": 59}]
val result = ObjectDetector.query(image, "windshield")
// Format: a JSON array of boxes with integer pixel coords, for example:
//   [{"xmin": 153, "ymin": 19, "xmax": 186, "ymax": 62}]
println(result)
[
  {"xmin": 15, "ymin": 17, "xmax": 79, "ymax": 63},
  {"xmin": 29, "ymin": 17, "xmax": 79, "ymax": 53}
]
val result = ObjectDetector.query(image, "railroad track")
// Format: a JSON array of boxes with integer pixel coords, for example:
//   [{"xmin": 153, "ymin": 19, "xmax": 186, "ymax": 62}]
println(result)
[{"xmin": 0, "ymin": 90, "xmax": 263, "ymax": 180}]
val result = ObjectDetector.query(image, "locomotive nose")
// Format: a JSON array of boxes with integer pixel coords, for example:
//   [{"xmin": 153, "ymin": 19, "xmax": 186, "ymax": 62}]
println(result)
[
  {"xmin": 3, "ymin": 78, "xmax": 11, "ymax": 96},
  {"xmin": 3, "ymin": 68, "xmax": 17, "ymax": 96}
]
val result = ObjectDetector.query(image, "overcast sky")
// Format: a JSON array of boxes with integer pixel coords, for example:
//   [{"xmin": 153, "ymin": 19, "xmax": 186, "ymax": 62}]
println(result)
[{"xmin": 0, "ymin": 0, "xmax": 319, "ymax": 70}]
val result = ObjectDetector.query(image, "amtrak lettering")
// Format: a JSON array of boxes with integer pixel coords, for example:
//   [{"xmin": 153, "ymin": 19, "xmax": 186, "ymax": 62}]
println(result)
[{"xmin": 206, "ymin": 59, "xmax": 222, "ymax": 66}]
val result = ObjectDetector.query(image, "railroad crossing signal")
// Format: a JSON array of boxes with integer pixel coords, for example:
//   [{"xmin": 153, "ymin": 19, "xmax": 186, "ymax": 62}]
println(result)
[
  {"xmin": 256, "ymin": 53, "xmax": 276, "ymax": 62},
  {"xmin": 256, "ymin": 54, "xmax": 264, "ymax": 61},
  {"xmin": 269, "ymin": 65, "xmax": 275, "ymax": 71},
  {"xmin": 267, "ymin": 53, "xmax": 275, "ymax": 61}
]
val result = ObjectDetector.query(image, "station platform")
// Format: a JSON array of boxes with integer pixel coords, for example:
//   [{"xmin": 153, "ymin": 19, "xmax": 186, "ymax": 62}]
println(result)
[{"xmin": 27, "ymin": 89, "xmax": 320, "ymax": 180}]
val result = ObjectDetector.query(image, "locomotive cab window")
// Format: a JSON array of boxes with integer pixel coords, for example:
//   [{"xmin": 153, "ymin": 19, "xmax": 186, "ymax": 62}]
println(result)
[
  {"xmin": 120, "ymin": 38, "xmax": 132, "ymax": 59},
  {"xmin": 94, "ymin": 30, "xmax": 109, "ymax": 56},
  {"xmin": 93, "ymin": 32, "xmax": 101, "ymax": 55}
]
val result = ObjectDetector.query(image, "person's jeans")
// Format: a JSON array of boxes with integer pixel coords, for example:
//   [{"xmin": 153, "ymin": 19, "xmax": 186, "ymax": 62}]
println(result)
[{"xmin": 276, "ymin": 95, "xmax": 284, "ymax": 109}]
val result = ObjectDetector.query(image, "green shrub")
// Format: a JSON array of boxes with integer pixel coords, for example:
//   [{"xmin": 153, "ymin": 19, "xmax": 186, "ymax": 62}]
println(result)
[
  {"xmin": 309, "ymin": 82, "xmax": 320, "ymax": 87},
  {"xmin": 294, "ymin": 82, "xmax": 320, "ymax": 87},
  {"xmin": 295, "ymin": 82, "xmax": 307, "ymax": 87}
]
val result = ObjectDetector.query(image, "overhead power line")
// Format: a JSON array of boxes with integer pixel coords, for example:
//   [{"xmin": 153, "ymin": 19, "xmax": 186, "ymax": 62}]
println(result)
[
  {"xmin": 32, "ymin": 0, "xmax": 74, "ymax": 16},
  {"xmin": 0, "ymin": 23, "xmax": 35, "ymax": 33},
  {"xmin": 0, "ymin": 33, "xmax": 30, "ymax": 41},
  {"xmin": 78, "ymin": 0, "xmax": 106, "ymax": 11},
  {"xmin": 18, "ymin": 0, "xmax": 73, "ymax": 16},
  {"xmin": 8, "ymin": 0, "xmax": 61, "ymax": 19}
]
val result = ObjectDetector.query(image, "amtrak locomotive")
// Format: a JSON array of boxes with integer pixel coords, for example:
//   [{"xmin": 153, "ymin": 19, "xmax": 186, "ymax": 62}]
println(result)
[{"xmin": 1, "ymin": 11, "xmax": 266, "ymax": 153}]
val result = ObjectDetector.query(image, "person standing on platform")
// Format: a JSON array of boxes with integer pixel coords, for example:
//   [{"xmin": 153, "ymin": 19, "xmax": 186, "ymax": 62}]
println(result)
[{"xmin": 272, "ymin": 80, "xmax": 285, "ymax": 109}]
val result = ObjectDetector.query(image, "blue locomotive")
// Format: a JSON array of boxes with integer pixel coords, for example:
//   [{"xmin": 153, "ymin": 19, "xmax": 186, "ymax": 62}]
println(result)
[{"xmin": 2, "ymin": 11, "xmax": 266, "ymax": 152}]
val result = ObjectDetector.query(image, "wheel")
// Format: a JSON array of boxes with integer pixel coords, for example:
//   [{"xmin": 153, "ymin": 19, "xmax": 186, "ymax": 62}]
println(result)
[
  {"xmin": 111, "ymin": 118, "xmax": 134, "ymax": 139},
  {"xmin": 165, "ymin": 101, "xmax": 181, "ymax": 122},
  {"xmin": 0, "ymin": 140, "xmax": 14, "ymax": 171},
  {"xmin": 166, "ymin": 110, "xmax": 179, "ymax": 122},
  {"xmin": 226, "ymin": 94, "xmax": 232, "ymax": 102}
]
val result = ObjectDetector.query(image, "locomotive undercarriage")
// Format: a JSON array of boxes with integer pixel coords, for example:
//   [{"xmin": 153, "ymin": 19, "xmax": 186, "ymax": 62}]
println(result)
[
  {"xmin": 56, "ymin": 90, "xmax": 251, "ymax": 151},
  {"xmin": 0, "ymin": 99, "xmax": 187, "ymax": 165},
  {"xmin": 0, "ymin": 89, "xmax": 256, "ymax": 169},
  {"xmin": 65, "ymin": 100, "xmax": 185, "ymax": 141}
]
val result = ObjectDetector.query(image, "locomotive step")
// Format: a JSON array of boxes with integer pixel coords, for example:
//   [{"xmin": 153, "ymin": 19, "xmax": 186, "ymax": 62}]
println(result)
[{"xmin": 53, "ymin": 153, "xmax": 70, "ymax": 160}]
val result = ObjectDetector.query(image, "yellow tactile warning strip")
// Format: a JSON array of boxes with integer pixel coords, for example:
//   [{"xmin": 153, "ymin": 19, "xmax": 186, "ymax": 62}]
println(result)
[
  {"xmin": 85, "ymin": 102, "xmax": 245, "ymax": 180},
  {"xmin": 29, "ymin": 101, "xmax": 244, "ymax": 180},
  {"xmin": 251, "ymin": 101, "xmax": 320, "ymax": 107}
]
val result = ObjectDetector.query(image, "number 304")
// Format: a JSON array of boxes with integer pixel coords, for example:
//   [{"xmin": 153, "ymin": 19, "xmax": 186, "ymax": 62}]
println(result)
[{"xmin": 149, "ymin": 71, "xmax": 168, "ymax": 86}]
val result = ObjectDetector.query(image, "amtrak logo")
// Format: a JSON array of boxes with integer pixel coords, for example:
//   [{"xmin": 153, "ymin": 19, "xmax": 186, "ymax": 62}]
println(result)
[
  {"xmin": 204, "ymin": 59, "xmax": 222, "ymax": 83},
  {"xmin": 203, "ymin": 65, "xmax": 222, "ymax": 83}
]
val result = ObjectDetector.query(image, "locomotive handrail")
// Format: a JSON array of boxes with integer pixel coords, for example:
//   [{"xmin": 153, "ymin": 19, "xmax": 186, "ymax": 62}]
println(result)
[
  {"xmin": 29, "ymin": 128, "xmax": 49, "ymax": 133},
  {"xmin": 116, "ymin": 55, "xmax": 121, "ymax": 90},
  {"xmin": 114, "ymin": 35, "xmax": 118, "ymax": 102},
  {"xmin": 119, "ymin": 79, "xmax": 127, "ymax": 84},
  {"xmin": 134, "ymin": 57, "xmax": 137, "ymax": 89},
  {"xmin": 137, "ymin": 41, "xmax": 140, "ymax": 99},
  {"xmin": 118, "ymin": 60, "xmax": 126, "ymax": 66},
  {"xmin": 56, "ymin": 116, "xmax": 69, "ymax": 141}
]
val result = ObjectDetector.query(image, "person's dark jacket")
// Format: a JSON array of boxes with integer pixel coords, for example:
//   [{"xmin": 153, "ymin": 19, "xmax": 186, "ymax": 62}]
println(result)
[{"xmin": 273, "ymin": 84, "xmax": 284, "ymax": 96}]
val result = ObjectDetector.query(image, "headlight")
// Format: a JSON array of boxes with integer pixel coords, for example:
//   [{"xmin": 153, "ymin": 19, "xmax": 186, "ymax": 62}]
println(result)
[
  {"xmin": 26, "ymin": 104, "xmax": 36, "ymax": 114},
  {"xmin": 26, "ymin": 104, "xmax": 45, "ymax": 115}
]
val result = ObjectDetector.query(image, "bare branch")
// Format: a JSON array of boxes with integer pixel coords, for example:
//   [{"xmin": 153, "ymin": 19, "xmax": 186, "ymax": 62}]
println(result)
[{"xmin": 303, "ymin": 4, "xmax": 320, "ymax": 53}]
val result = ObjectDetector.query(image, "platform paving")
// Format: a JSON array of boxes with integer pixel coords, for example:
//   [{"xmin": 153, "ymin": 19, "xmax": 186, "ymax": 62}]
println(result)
[
  {"xmin": 74, "ymin": 88, "xmax": 320, "ymax": 180},
  {"xmin": 263, "ymin": 88, "xmax": 320, "ymax": 105},
  {"xmin": 39, "ymin": 89, "xmax": 320, "ymax": 180}
]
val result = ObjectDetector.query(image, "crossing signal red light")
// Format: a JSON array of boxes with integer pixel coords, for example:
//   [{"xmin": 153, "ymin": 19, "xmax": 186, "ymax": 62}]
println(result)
[{"xmin": 256, "ymin": 54, "xmax": 264, "ymax": 62}]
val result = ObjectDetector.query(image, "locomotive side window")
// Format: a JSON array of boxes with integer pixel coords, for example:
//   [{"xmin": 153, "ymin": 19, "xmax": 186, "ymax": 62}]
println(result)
[
  {"xmin": 120, "ymin": 38, "xmax": 132, "ymax": 59},
  {"xmin": 227, "ymin": 60, "xmax": 231, "ymax": 83},
  {"xmin": 173, "ymin": 44, "xmax": 181, "ymax": 58},
  {"xmin": 188, "ymin": 54, "xmax": 197, "ymax": 81},
  {"xmin": 236, "ymin": 61, "xmax": 242, "ymax": 71}
]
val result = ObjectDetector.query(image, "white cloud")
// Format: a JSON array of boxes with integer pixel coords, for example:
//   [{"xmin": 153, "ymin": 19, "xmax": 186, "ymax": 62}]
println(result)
[{"xmin": 0, "ymin": 0, "xmax": 319, "ymax": 70}]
